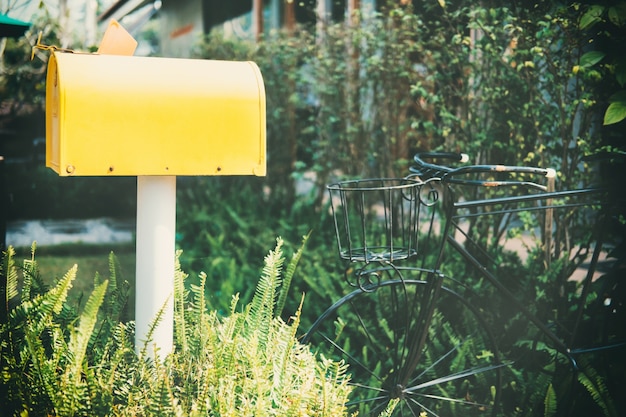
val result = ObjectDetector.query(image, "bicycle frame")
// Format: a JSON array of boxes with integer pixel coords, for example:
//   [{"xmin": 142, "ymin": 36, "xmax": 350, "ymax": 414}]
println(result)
[{"xmin": 438, "ymin": 180, "xmax": 613, "ymax": 368}]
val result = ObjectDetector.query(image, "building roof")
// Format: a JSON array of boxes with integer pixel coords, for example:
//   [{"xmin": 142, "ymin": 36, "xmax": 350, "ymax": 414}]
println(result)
[
  {"xmin": 0, "ymin": 12, "xmax": 30, "ymax": 38},
  {"xmin": 98, "ymin": 0, "xmax": 259, "ymax": 27},
  {"xmin": 98, "ymin": 0, "xmax": 154, "ymax": 22}
]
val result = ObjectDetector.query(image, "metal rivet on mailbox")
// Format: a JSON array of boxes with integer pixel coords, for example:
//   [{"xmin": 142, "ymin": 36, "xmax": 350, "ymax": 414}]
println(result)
[{"xmin": 66, "ymin": 165, "xmax": 75, "ymax": 174}]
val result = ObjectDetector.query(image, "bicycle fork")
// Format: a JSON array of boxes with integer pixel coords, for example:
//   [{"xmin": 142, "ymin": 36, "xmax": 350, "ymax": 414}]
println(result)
[{"xmin": 395, "ymin": 270, "xmax": 446, "ymax": 393}]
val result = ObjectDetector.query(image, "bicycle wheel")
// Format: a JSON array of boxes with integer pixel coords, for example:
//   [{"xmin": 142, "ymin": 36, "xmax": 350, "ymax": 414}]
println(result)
[{"xmin": 303, "ymin": 276, "xmax": 504, "ymax": 417}]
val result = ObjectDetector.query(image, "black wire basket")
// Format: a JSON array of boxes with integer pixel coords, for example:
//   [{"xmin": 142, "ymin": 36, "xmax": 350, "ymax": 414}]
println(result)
[{"xmin": 327, "ymin": 178, "xmax": 439, "ymax": 263}]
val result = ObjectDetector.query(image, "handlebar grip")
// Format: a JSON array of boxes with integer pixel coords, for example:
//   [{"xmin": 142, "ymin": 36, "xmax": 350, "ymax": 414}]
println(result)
[
  {"xmin": 449, "ymin": 164, "xmax": 555, "ymax": 178},
  {"xmin": 414, "ymin": 152, "xmax": 469, "ymax": 165},
  {"xmin": 444, "ymin": 165, "xmax": 556, "ymax": 191}
]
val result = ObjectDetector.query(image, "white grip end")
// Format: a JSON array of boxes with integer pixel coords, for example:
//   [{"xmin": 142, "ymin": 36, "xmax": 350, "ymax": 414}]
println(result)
[{"xmin": 545, "ymin": 168, "xmax": 557, "ymax": 178}]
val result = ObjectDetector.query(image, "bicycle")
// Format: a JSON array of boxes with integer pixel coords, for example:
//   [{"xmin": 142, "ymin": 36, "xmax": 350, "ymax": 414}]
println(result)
[{"xmin": 302, "ymin": 153, "xmax": 625, "ymax": 417}]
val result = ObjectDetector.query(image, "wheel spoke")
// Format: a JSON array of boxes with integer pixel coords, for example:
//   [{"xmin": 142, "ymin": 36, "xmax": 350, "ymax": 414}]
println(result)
[
  {"xmin": 405, "ymin": 396, "xmax": 441, "ymax": 417},
  {"xmin": 409, "ymin": 337, "xmax": 466, "ymax": 385},
  {"xmin": 407, "ymin": 361, "xmax": 510, "ymax": 392},
  {"xmin": 304, "ymin": 278, "xmax": 504, "ymax": 416},
  {"xmin": 411, "ymin": 392, "xmax": 490, "ymax": 408},
  {"xmin": 315, "ymin": 330, "xmax": 385, "ymax": 384}
]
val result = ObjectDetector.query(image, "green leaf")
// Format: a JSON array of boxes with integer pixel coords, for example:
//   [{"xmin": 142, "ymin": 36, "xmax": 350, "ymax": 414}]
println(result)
[
  {"xmin": 608, "ymin": 4, "xmax": 626, "ymax": 26},
  {"xmin": 604, "ymin": 101, "xmax": 626, "ymax": 125},
  {"xmin": 609, "ymin": 90, "xmax": 626, "ymax": 103},
  {"xmin": 580, "ymin": 5, "xmax": 605, "ymax": 29},
  {"xmin": 617, "ymin": 62, "xmax": 626, "ymax": 87},
  {"xmin": 579, "ymin": 51, "xmax": 605, "ymax": 68}
]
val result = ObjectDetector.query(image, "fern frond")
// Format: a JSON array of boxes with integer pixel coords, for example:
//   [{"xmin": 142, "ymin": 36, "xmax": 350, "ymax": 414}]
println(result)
[
  {"xmin": 190, "ymin": 272, "xmax": 207, "ymax": 318},
  {"xmin": 3, "ymin": 246, "xmax": 18, "ymax": 305},
  {"xmin": 216, "ymin": 308, "xmax": 242, "ymax": 381},
  {"xmin": 46, "ymin": 280, "xmax": 107, "ymax": 416},
  {"xmin": 577, "ymin": 362, "xmax": 617, "ymax": 417},
  {"xmin": 10, "ymin": 265, "xmax": 77, "ymax": 339},
  {"xmin": 100, "ymin": 322, "xmax": 136, "ymax": 391},
  {"xmin": 47, "ymin": 264, "xmax": 77, "ymax": 316},
  {"xmin": 272, "ymin": 294, "xmax": 305, "ymax": 406},
  {"xmin": 138, "ymin": 295, "xmax": 173, "ymax": 360},
  {"xmin": 544, "ymin": 383, "xmax": 557, "ymax": 417},
  {"xmin": 190, "ymin": 363, "xmax": 214, "ymax": 416},
  {"xmin": 21, "ymin": 315, "xmax": 65, "ymax": 414},
  {"xmin": 247, "ymin": 237, "xmax": 284, "ymax": 347},
  {"xmin": 512, "ymin": 357, "xmax": 552, "ymax": 416},
  {"xmin": 147, "ymin": 375, "xmax": 176, "ymax": 416},
  {"xmin": 107, "ymin": 251, "xmax": 118, "ymax": 294},
  {"xmin": 173, "ymin": 250, "xmax": 189, "ymax": 353},
  {"xmin": 67, "ymin": 280, "xmax": 108, "ymax": 385},
  {"xmin": 188, "ymin": 271, "xmax": 208, "ymax": 352},
  {"xmin": 276, "ymin": 233, "xmax": 309, "ymax": 318},
  {"xmin": 230, "ymin": 292, "xmax": 240, "ymax": 315},
  {"xmin": 21, "ymin": 242, "xmax": 40, "ymax": 302},
  {"xmin": 379, "ymin": 398, "xmax": 400, "ymax": 417},
  {"xmin": 316, "ymin": 354, "xmax": 352, "ymax": 415},
  {"xmin": 105, "ymin": 251, "xmax": 130, "ymax": 322}
]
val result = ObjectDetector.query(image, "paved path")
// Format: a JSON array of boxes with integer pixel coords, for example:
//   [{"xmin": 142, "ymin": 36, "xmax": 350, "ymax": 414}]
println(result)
[{"xmin": 6, "ymin": 218, "xmax": 134, "ymax": 247}]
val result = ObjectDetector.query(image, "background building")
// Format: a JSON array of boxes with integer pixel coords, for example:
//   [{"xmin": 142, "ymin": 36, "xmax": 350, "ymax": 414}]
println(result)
[{"xmin": 97, "ymin": 0, "xmax": 377, "ymax": 57}]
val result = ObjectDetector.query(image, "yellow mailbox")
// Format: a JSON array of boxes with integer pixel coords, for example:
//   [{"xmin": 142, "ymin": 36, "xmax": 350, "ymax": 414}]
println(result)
[{"xmin": 46, "ymin": 51, "xmax": 266, "ymax": 176}]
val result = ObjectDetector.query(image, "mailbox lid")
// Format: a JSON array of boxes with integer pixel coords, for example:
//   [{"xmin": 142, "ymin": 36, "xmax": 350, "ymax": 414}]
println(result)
[{"xmin": 46, "ymin": 52, "xmax": 266, "ymax": 176}]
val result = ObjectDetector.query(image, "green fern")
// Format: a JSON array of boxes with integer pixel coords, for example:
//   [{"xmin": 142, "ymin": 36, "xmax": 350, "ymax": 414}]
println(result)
[
  {"xmin": 184, "ymin": 270, "xmax": 211, "ymax": 358},
  {"xmin": 544, "ymin": 383, "xmax": 557, "ymax": 417},
  {"xmin": 378, "ymin": 398, "xmax": 400, "ymax": 417},
  {"xmin": 3, "ymin": 255, "xmax": 76, "ymax": 415},
  {"xmin": 14, "ymin": 263, "xmax": 76, "ymax": 347},
  {"xmin": 2, "ymin": 239, "xmax": 352, "ymax": 416},
  {"xmin": 138, "ymin": 297, "xmax": 172, "ymax": 359},
  {"xmin": 103, "ymin": 251, "xmax": 130, "ymax": 323},
  {"xmin": 275, "ymin": 232, "xmax": 310, "ymax": 318},
  {"xmin": 20, "ymin": 242, "xmax": 38, "ymax": 302},
  {"xmin": 174, "ymin": 249, "xmax": 189, "ymax": 354},
  {"xmin": 106, "ymin": 251, "xmax": 118, "ymax": 293},
  {"xmin": 247, "ymin": 237, "xmax": 285, "ymax": 348},
  {"xmin": 273, "ymin": 294, "xmax": 305, "ymax": 404},
  {"xmin": 576, "ymin": 358, "xmax": 618, "ymax": 417},
  {"xmin": 3, "ymin": 246, "xmax": 18, "ymax": 306},
  {"xmin": 55, "ymin": 280, "xmax": 108, "ymax": 415},
  {"xmin": 93, "ymin": 321, "xmax": 136, "ymax": 414}
]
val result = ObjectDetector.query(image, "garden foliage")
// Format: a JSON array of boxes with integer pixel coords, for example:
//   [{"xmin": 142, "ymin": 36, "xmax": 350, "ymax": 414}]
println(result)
[{"xmin": 1, "ymin": 1, "xmax": 625, "ymax": 416}]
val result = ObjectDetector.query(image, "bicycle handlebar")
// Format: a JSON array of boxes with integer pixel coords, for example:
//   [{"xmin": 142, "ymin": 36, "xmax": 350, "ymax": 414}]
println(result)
[
  {"xmin": 410, "ymin": 152, "xmax": 556, "ymax": 191},
  {"xmin": 409, "ymin": 152, "xmax": 470, "ymax": 180}
]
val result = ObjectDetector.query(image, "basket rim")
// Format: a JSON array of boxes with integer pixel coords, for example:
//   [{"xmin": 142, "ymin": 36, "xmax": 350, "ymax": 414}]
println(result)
[
  {"xmin": 327, "ymin": 177, "xmax": 424, "ymax": 191},
  {"xmin": 339, "ymin": 247, "xmax": 418, "ymax": 262}
]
